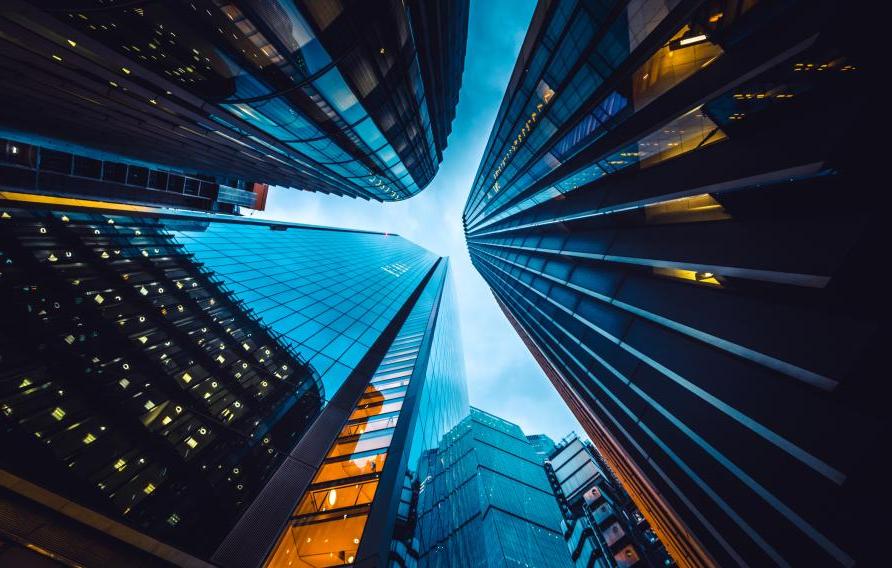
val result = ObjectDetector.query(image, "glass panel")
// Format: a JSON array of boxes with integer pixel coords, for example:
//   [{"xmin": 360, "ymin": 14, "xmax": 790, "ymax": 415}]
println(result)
[
  {"xmin": 349, "ymin": 400, "xmax": 403, "ymax": 420},
  {"xmin": 312, "ymin": 453, "xmax": 387, "ymax": 484},
  {"xmin": 267, "ymin": 513, "xmax": 366, "ymax": 567},
  {"xmin": 328, "ymin": 431, "xmax": 394, "ymax": 458},
  {"xmin": 339, "ymin": 414, "xmax": 399, "ymax": 437},
  {"xmin": 633, "ymin": 25, "xmax": 724, "ymax": 110},
  {"xmin": 295, "ymin": 479, "xmax": 379, "ymax": 516},
  {"xmin": 313, "ymin": 68, "xmax": 366, "ymax": 125}
]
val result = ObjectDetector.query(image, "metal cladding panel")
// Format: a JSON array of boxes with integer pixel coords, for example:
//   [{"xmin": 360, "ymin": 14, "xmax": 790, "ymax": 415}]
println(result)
[{"xmin": 464, "ymin": 1, "xmax": 881, "ymax": 566}]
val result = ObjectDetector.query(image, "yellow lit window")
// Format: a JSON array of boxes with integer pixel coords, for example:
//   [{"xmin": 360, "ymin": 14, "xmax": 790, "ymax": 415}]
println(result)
[
  {"xmin": 296, "ymin": 480, "xmax": 379, "ymax": 516},
  {"xmin": 312, "ymin": 453, "xmax": 387, "ymax": 484},
  {"xmin": 644, "ymin": 194, "xmax": 730, "ymax": 224},
  {"xmin": 113, "ymin": 459, "xmax": 127, "ymax": 471},
  {"xmin": 143, "ymin": 483, "xmax": 156, "ymax": 495},
  {"xmin": 633, "ymin": 26, "xmax": 724, "ymax": 111},
  {"xmin": 83, "ymin": 433, "xmax": 97, "ymax": 444},
  {"xmin": 51, "ymin": 407, "xmax": 66, "ymax": 420},
  {"xmin": 653, "ymin": 267, "xmax": 722, "ymax": 286},
  {"xmin": 266, "ymin": 514, "xmax": 366, "ymax": 568},
  {"xmin": 185, "ymin": 437, "xmax": 198, "ymax": 449}
]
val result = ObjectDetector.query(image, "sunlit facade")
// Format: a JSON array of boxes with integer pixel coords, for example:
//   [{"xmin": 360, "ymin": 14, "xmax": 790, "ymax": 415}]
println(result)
[
  {"xmin": 415, "ymin": 408, "xmax": 572, "ymax": 568},
  {"xmin": 0, "ymin": 196, "xmax": 467, "ymax": 567},
  {"xmin": 465, "ymin": 1, "xmax": 877, "ymax": 567},
  {"xmin": 0, "ymin": 0, "xmax": 469, "ymax": 205}
]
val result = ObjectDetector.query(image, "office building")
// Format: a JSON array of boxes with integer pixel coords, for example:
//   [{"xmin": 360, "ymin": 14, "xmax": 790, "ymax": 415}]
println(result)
[
  {"xmin": 546, "ymin": 434, "xmax": 671, "ymax": 568},
  {"xmin": 464, "ymin": 1, "xmax": 879, "ymax": 566},
  {"xmin": 414, "ymin": 407, "xmax": 572, "ymax": 568},
  {"xmin": 527, "ymin": 432, "xmax": 557, "ymax": 463},
  {"xmin": 0, "ymin": 0, "xmax": 469, "ymax": 207},
  {"xmin": 0, "ymin": 193, "xmax": 468, "ymax": 567}
]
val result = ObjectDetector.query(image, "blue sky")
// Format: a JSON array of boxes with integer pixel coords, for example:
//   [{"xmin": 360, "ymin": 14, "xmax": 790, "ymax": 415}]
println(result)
[{"xmin": 256, "ymin": 0, "xmax": 584, "ymax": 442}]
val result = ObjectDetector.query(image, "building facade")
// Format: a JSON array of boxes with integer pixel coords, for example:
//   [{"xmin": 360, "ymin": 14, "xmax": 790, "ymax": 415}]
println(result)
[
  {"xmin": 0, "ymin": 194, "xmax": 468, "ymax": 567},
  {"xmin": 414, "ymin": 407, "xmax": 572, "ymax": 568},
  {"xmin": 546, "ymin": 434, "xmax": 671, "ymax": 568},
  {"xmin": 464, "ymin": 1, "xmax": 879, "ymax": 566},
  {"xmin": 526, "ymin": 433, "xmax": 557, "ymax": 464},
  {"xmin": 0, "ymin": 0, "xmax": 469, "ymax": 206}
]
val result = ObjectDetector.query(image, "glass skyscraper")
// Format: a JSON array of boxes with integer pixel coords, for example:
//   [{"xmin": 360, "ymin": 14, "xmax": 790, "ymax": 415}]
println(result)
[
  {"xmin": 0, "ymin": 0, "xmax": 469, "ymax": 208},
  {"xmin": 414, "ymin": 408, "xmax": 572, "ymax": 568},
  {"xmin": 464, "ymin": 1, "xmax": 877, "ymax": 567},
  {"xmin": 0, "ymin": 194, "xmax": 468, "ymax": 567}
]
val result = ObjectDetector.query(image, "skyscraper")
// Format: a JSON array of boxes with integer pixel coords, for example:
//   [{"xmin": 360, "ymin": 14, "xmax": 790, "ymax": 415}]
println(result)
[
  {"xmin": 0, "ymin": 0, "xmax": 469, "ymax": 207},
  {"xmin": 0, "ymin": 193, "xmax": 468, "ymax": 567},
  {"xmin": 545, "ymin": 434, "xmax": 671, "ymax": 568},
  {"xmin": 415, "ymin": 407, "xmax": 572, "ymax": 568},
  {"xmin": 464, "ymin": 1, "xmax": 878, "ymax": 566}
]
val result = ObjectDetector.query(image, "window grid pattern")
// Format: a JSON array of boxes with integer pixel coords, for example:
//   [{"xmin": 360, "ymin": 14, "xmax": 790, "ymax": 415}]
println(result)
[
  {"xmin": 169, "ymin": 223, "xmax": 438, "ymax": 401},
  {"xmin": 415, "ymin": 408, "xmax": 572, "ymax": 568},
  {"xmin": 266, "ymin": 259, "xmax": 446, "ymax": 568}
]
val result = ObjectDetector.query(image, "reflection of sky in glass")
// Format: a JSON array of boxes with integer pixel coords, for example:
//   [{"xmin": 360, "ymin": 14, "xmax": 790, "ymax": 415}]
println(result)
[
  {"xmin": 254, "ymin": 0, "xmax": 585, "ymax": 443},
  {"xmin": 169, "ymin": 222, "xmax": 437, "ymax": 400}
]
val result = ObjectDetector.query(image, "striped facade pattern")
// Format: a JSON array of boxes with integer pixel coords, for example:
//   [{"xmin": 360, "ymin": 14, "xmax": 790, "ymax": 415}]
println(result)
[{"xmin": 465, "ymin": 1, "xmax": 879, "ymax": 566}]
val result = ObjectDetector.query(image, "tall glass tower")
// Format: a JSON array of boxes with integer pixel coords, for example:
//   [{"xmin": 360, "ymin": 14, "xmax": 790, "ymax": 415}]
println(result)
[
  {"xmin": 0, "ymin": 194, "xmax": 468, "ymax": 568},
  {"xmin": 464, "ymin": 1, "xmax": 878, "ymax": 567},
  {"xmin": 415, "ymin": 408, "xmax": 572, "ymax": 568},
  {"xmin": 0, "ymin": 0, "xmax": 469, "ymax": 208}
]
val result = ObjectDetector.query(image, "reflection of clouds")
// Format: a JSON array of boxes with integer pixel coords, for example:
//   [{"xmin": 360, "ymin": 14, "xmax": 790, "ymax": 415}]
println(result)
[{"xmin": 253, "ymin": 0, "xmax": 584, "ymax": 442}]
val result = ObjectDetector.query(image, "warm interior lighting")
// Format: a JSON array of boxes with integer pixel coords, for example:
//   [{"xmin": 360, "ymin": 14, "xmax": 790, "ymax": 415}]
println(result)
[
  {"xmin": 644, "ymin": 194, "xmax": 730, "ymax": 224},
  {"xmin": 0, "ymin": 190, "xmax": 156, "ymax": 213},
  {"xmin": 653, "ymin": 267, "xmax": 722, "ymax": 286},
  {"xmin": 675, "ymin": 34, "xmax": 708, "ymax": 48}
]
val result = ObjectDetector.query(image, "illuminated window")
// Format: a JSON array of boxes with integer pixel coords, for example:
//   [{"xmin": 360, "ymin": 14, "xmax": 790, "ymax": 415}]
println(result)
[
  {"xmin": 143, "ymin": 483, "xmax": 156, "ymax": 495},
  {"xmin": 51, "ymin": 407, "xmax": 66, "ymax": 420},
  {"xmin": 113, "ymin": 459, "xmax": 127, "ymax": 471},
  {"xmin": 636, "ymin": 106, "xmax": 726, "ymax": 169},
  {"xmin": 634, "ymin": 26, "xmax": 723, "ymax": 111},
  {"xmin": 267, "ymin": 514, "xmax": 366, "ymax": 568},
  {"xmin": 644, "ymin": 194, "xmax": 730, "ymax": 224},
  {"xmin": 296, "ymin": 480, "xmax": 379, "ymax": 516},
  {"xmin": 653, "ymin": 267, "xmax": 722, "ymax": 286},
  {"xmin": 312, "ymin": 453, "xmax": 387, "ymax": 484},
  {"xmin": 83, "ymin": 433, "xmax": 97, "ymax": 444}
]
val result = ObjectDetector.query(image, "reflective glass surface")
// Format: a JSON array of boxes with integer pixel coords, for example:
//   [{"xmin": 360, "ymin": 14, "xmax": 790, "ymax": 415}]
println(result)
[
  {"xmin": 415, "ymin": 408, "xmax": 571, "ymax": 567},
  {"xmin": 169, "ymin": 220, "xmax": 438, "ymax": 400},
  {"xmin": 267, "ymin": 260, "xmax": 468, "ymax": 568},
  {"xmin": 0, "ymin": 207, "xmax": 325, "ymax": 559}
]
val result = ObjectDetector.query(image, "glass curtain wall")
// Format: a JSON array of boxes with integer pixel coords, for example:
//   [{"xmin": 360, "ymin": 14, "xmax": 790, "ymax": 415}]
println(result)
[{"xmin": 265, "ymin": 261, "xmax": 454, "ymax": 567}]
